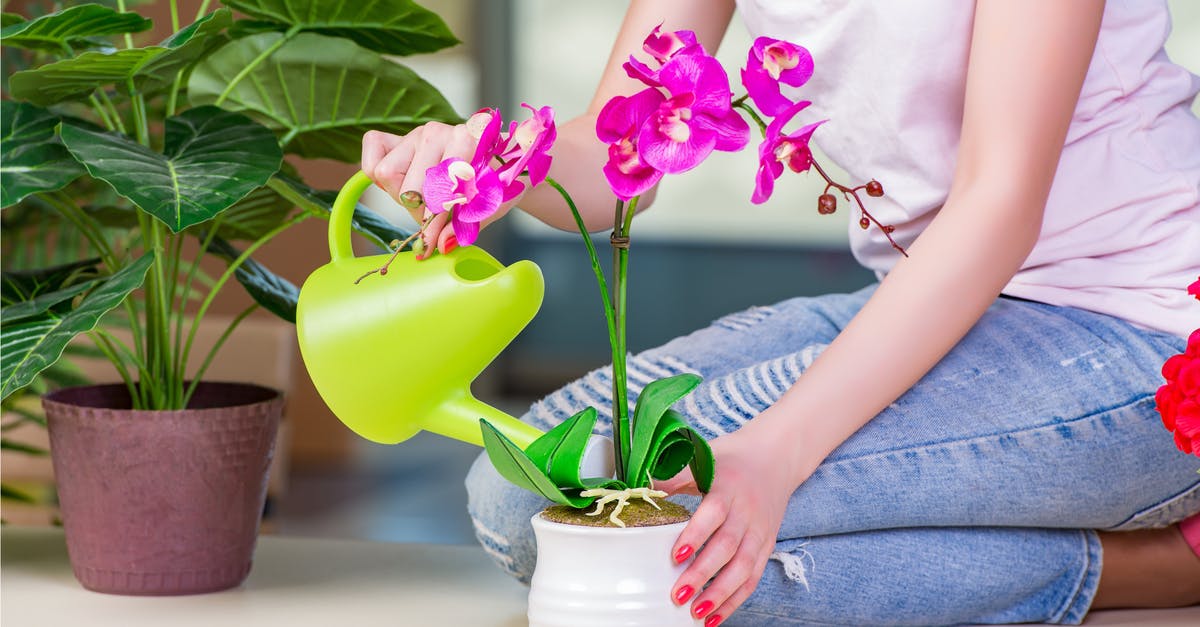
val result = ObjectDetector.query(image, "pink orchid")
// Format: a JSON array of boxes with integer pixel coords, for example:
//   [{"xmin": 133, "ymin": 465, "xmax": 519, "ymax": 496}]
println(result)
[
  {"xmin": 752, "ymin": 100, "xmax": 824, "ymax": 204},
  {"xmin": 495, "ymin": 104, "xmax": 556, "ymax": 200},
  {"xmin": 596, "ymin": 88, "xmax": 666, "ymax": 200},
  {"xmin": 624, "ymin": 25, "xmax": 703, "ymax": 87},
  {"xmin": 422, "ymin": 157, "xmax": 503, "ymax": 246},
  {"xmin": 741, "ymin": 37, "xmax": 814, "ymax": 117},
  {"xmin": 637, "ymin": 53, "xmax": 749, "ymax": 174}
]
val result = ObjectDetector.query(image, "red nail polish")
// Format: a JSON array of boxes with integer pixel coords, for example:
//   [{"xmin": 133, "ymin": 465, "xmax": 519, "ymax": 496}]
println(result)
[
  {"xmin": 693, "ymin": 600, "xmax": 714, "ymax": 618},
  {"xmin": 673, "ymin": 585, "xmax": 694, "ymax": 604},
  {"xmin": 444, "ymin": 235, "xmax": 458, "ymax": 253},
  {"xmin": 674, "ymin": 545, "xmax": 694, "ymax": 563},
  {"xmin": 705, "ymin": 615, "xmax": 723, "ymax": 627}
]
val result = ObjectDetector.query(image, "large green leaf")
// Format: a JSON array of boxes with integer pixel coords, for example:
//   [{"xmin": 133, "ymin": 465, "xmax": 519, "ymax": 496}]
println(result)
[
  {"xmin": 188, "ymin": 31, "xmax": 460, "ymax": 162},
  {"xmin": 204, "ymin": 235, "xmax": 298, "ymax": 322},
  {"xmin": 0, "ymin": 4, "xmax": 151, "ymax": 52},
  {"xmin": 216, "ymin": 184, "xmax": 295, "ymax": 241},
  {"xmin": 479, "ymin": 419, "xmax": 594, "ymax": 509},
  {"xmin": 7, "ymin": 9, "xmax": 232, "ymax": 106},
  {"xmin": 59, "ymin": 106, "xmax": 283, "ymax": 233},
  {"xmin": 0, "ymin": 101, "xmax": 86, "ymax": 208},
  {"xmin": 0, "ymin": 279, "xmax": 102, "ymax": 323},
  {"xmin": 220, "ymin": 0, "xmax": 458, "ymax": 56},
  {"xmin": 1, "ymin": 253, "xmax": 153, "ymax": 401}
]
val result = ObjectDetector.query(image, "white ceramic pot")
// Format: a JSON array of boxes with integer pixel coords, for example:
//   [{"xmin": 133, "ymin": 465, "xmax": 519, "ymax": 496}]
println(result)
[{"xmin": 527, "ymin": 513, "xmax": 701, "ymax": 627}]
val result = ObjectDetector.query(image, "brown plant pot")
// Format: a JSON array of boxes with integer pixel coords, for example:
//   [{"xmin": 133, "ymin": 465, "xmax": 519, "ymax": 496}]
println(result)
[{"xmin": 42, "ymin": 382, "xmax": 283, "ymax": 596}]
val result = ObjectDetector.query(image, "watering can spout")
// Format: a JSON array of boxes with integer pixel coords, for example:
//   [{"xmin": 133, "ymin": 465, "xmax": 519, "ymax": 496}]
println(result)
[{"xmin": 297, "ymin": 173, "xmax": 614, "ymax": 477}]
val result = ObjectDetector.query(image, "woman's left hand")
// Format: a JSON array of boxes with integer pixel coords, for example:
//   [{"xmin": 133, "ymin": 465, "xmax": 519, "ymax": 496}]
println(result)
[{"xmin": 656, "ymin": 417, "xmax": 811, "ymax": 625}]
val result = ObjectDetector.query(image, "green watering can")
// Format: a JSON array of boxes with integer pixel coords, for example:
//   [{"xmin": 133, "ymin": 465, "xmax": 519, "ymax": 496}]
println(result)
[{"xmin": 297, "ymin": 173, "xmax": 611, "ymax": 475}]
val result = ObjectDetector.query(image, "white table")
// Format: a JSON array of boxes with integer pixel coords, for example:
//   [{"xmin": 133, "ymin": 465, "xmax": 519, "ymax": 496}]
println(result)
[
  {"xmin": 2, "ymin": 528, "xmax": 528, "ymax": 627},
  {"xmin": 4, "ymin": 528, "xmax": 1197, "ymax": 626}
]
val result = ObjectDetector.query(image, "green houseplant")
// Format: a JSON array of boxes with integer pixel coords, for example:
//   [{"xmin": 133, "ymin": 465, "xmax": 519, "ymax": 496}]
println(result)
[{"xmin": 0, "ymin": 0, "xmax": 460, "ymax": 594}]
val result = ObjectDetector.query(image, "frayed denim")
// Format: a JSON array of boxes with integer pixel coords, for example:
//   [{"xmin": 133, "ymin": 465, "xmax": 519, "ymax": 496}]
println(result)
[{"xmin": 465, "ymin": 285, "xmax": 1200, "ymax": 625}]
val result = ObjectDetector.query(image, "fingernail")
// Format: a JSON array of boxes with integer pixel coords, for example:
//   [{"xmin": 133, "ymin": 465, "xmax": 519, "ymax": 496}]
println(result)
[
  {"xmin": 444, "ymin": 234, "xmax": 458, "ymax": 253},
  {"xmin": 673, "ymin": 545, "xmax": 693, "ymax": 563},
  {"xmin": 693, "ymin": 600, "xmax": 714, "ymax": 618},
  {"xmin": 705, "ymin": 615, "xmax": 723, "ymax": 627},
  {"xmin": 673, "ymin": 585, "xmax": 694, "ymax": 604}
]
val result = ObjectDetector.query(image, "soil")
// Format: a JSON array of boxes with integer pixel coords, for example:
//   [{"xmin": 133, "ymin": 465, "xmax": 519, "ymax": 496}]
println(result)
[{"xmin": 541, "ymin": 498, "xmax": 691, "ymax": 528}]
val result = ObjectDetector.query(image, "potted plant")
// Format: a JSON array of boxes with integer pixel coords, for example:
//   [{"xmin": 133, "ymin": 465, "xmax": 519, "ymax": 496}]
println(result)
[
  {"xmin": 435, "ymin": 26, "xmax": 905, "ymax": 626},
  {"xmin": 0, "ymin": 0, "xmax": 459, "ymax": 594}
]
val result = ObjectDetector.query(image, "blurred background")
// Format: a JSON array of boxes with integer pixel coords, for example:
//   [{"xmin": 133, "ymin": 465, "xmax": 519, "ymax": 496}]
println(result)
[{"xmin": 3, "ymin": 0, "xmax": 1198, "ymax": 547}]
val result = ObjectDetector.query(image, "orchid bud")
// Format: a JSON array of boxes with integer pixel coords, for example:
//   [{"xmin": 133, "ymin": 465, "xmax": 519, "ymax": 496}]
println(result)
[
  {"xmin": 883, "ymin": 225, "xmax": 896, "ymax": 234},
  {"xmin": 859, "ymin": 217, "xmax": 870, "ymax": 230},
  {"xmin": 865, "ymin": 180, "xmax": 884, "ymax": 197},
  {"xmin": 818, "ymin": 193, "xmax": 837, "ymax": 214}
]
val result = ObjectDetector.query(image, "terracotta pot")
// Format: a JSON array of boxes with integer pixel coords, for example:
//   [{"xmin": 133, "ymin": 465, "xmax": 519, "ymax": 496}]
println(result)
[
  {"xmin": 42, "ymin": 382, "xmax": 282, "ymax": 596},
  {"xmin": 527, "ymin": 513, "xmax": 701, "ymax": 626}
]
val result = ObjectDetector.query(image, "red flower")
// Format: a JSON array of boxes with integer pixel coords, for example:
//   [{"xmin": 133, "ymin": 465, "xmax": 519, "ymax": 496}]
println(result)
[{"xmin": 1157, "ymin": 329, "xmax": 1200, "ymax": 456}]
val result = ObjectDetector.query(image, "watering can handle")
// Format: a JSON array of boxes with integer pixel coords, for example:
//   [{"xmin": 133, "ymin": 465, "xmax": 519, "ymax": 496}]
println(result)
[{"xmin": 328, "ymin": 171, "xmax": 376, "ymax": 263}]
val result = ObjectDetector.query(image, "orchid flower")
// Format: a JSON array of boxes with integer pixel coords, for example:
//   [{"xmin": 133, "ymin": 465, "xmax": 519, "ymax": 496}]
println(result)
[
  {"xmin": 422, "ymin": 157, "xmax": 503, "ymax": 246},
  {"xmin": 741, "ymin": 36, "xmax": 814, "ymax": 117},
  {"xmin": 637, "ymin": 53, "xmax": 749, "ymax": 174},
  {"xmin": 624, "ymin": 24, "xmax": 703, "ymax": 88},
  {"xmin": 596, "ymin": 88, "xmax": 666, "ymax": 200},
  {"xmin": 752, "ymin": 100, "xmax": 823, "ymax": 204},
  {"xmin": 495, "ymin": 104, "xmax": 556, "ymax": 200}
]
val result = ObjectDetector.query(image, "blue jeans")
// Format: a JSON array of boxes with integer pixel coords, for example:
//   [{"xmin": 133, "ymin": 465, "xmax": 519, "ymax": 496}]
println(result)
[{"xmin": 465, "ymin": 285, "xmax": 1200, "ymax": 625}]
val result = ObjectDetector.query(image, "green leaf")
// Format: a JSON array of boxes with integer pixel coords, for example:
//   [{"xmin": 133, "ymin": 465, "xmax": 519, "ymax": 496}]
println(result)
[
  {"xmin": 1, "ymin": 484, "xmax": 37, "ymax": 503},
  {"xmin": 623, "ymin": 374, "xmax": 714, "ymax": 491},
  {"xmin": 221, "ymin": 0, "xmax": 458, "ymax": 56},
  {"xmin": 204, "ymin": 235, "xmax": 298, "ymax": 322},
  {"xmin": 188, "ymin": 31, "xmax": 460, "ymax": 162},
  {"xmin": 0, "ymin": 278, "xmax": 102, "ymax": 323},
  {"xmin": 7, "ymin": 9, "xmax": 232, "ymax": 106},
  {"xmin": 0, "ymin": 4, "xmax": 152, "ymax": 52},
  {"xmin": 0, "ymin": 101, "xmax": 86, "ymax": 208},
  {"xmin": 1, "ymin": 253, "xmax": 153, "ymax": 401},
  {"xmin": 270, "ymin": 174, "xmax": 410, "ymax": 249},
  {"xmin": 1, "ymin": 259, "xmax": 102, "ymax": 307},
  {"xmin": 524, "ymin": 407, "xmax": 607, "ymax": 486},
  {"xmin": 479, "ymin": 419, "xmax": 594, "ymax": 508},
  {"xmin": 0, "ymin": 438, "xmax": 48, "ymax": 455},
  {"xmin": 1, "ymin": 13, "xmax": 24, "ymax": 29},
  {"xmin": 217, "ymin": 184, "xmax": 294, "ymax": 240},
  {"xmin": 59, "ymin": 106, "xmax": 283, "ymax": 233}
]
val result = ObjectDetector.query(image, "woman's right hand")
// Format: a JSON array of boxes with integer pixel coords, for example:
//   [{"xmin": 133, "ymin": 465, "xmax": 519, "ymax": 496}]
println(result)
[{"xmin": 361, "ymin": 118, "xmax": 518, "ymax": 258}]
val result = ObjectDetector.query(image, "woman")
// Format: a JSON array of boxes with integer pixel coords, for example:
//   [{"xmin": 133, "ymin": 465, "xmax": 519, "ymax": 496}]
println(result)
[{"xmin": 362, "ymin": 1, "xmax": 1200, "ymax": 624}]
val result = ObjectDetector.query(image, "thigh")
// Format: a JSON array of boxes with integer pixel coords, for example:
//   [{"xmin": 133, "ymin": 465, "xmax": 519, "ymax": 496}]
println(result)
[{"xmin": 671, "ymin": 296, "xmax": 1200, "ymax": 536}]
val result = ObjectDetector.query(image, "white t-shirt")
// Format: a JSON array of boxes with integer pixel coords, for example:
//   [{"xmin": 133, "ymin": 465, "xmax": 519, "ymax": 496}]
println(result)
[{"xmin": 737, "ymin": 0, "xmax": 1200, "ymax": 339}]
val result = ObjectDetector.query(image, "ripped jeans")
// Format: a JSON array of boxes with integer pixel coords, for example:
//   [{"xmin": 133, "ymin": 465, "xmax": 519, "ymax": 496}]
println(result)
[{"xmin": 464, "ymin": 284, "xmax": 1200, "ymax": 626}]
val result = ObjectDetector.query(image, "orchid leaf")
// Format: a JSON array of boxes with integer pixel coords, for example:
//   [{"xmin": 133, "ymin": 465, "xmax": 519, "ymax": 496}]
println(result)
[
  {"xmin": 7, "ymin": 9, "xmax": 232, "ymax": 106},
  {"xmin": 220, "ymin": 0, "xmax": 458, "ymax": 56},
  {"xmin": 59, "ymin": 106, "xmax": 283, "ymax": 233},
  {"xmin": 479, "ymin": 419, "xmax": 594, "ymax": 509},
  {"xmin": 0, "ymin": 253, "xmax": 153, "ymax": 401},
  {"xmin": 0, "ymin": 101, "xmax": 86, "ymax": 208},
  {"xmin": 524, "ymin": 407, "xmax": 621, "ymax": 487},
  {"xmin": 626, "ymin": 373, "xmax": 701, "ymax": 486},
  {"xmin": 682, "ymin": 425, "xmax": 714, "ymax": 493},
  {"xmin": 203, "ymin": 236, "xmax": 298, "ymax": 323},
  {"xmin": 188, "ymin": 31, "xmax": 460, "ymax": 162},
  {"xmin": 0, "ymin": 4, "xmax": 151, "ymax": 52}
]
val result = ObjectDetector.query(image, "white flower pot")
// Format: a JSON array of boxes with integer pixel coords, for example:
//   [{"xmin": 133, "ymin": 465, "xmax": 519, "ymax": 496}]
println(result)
[{"xmin": 527, "ymin": 513, "xmax": 702, "ymax": 627}]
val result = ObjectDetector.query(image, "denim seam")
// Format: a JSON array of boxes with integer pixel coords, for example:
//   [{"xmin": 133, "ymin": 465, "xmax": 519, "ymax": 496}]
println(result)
[
  {"xmin": 1048, "ymin": 530, "xmax": 1100, "ymax": 625},
  {"xmin": 1107, "ymin": 479, "xmax": 1200, "ymax": 530},
  {"xmin": 823, "ymin": 393, "xmax": 1154, "ymax": 466}
]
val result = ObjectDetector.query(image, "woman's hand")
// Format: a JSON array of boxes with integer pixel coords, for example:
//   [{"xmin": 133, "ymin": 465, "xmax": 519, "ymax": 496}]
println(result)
[
  {"xmin": 360, "ymin": 118, "xmax": 519, "ymax": 258},
  {"xmin": 656, "ymin": 416, "xmax": 811, "ymax": 626}
]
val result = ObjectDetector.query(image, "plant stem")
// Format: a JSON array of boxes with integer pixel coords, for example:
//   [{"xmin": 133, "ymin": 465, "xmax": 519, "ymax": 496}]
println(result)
[
  {"xmin": 88, "ymin": 330, "xmax": 139, "ymax": 403},
  {"xmin": 734, "ymin": 101, "xmax": 768, "ymax": 136},
  {"xmin": 117, "ymin": 0, "xmax": 135, "ymax": 49},
  {"xmin": 168, "ymin": 0, "xmax": 180, "ymax": 32},
  {"xmin": 174, "ymin": 218, "xmax": 224, "ymax": 389},
  {"xmin": 182, "ymin": 303, "xmax": 258, "ymax": 406},
  {"xmin": 95, "ymin": 89, "xmax": 127, "ymax": 135},
  {"xmin": 215, "ymin": 25, "xmax": 301, "ymax": 106},
  {"xmin": 545, "ymin": 178, "xmax": 625, "ymax": 476},
  {"xmin": 194, "ymin": 0, "xmax": 213, "ymax": 21},
  {"xmin": 87, "ymin": 95, "xmax": 116, "ymax": 130},
  {"xmin": 180, "ymin": 214, "xmax": 308, "ymax": 379},
  {"xmin": 610, "ymin": 198, "xmax": 631, "ymax": 478}
]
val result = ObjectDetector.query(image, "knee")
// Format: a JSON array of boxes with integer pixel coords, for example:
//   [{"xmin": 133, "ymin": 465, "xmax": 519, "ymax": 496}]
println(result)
[{"xmin": 465, "ymin": 450, "xmax": 543, "ymax": 583}]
